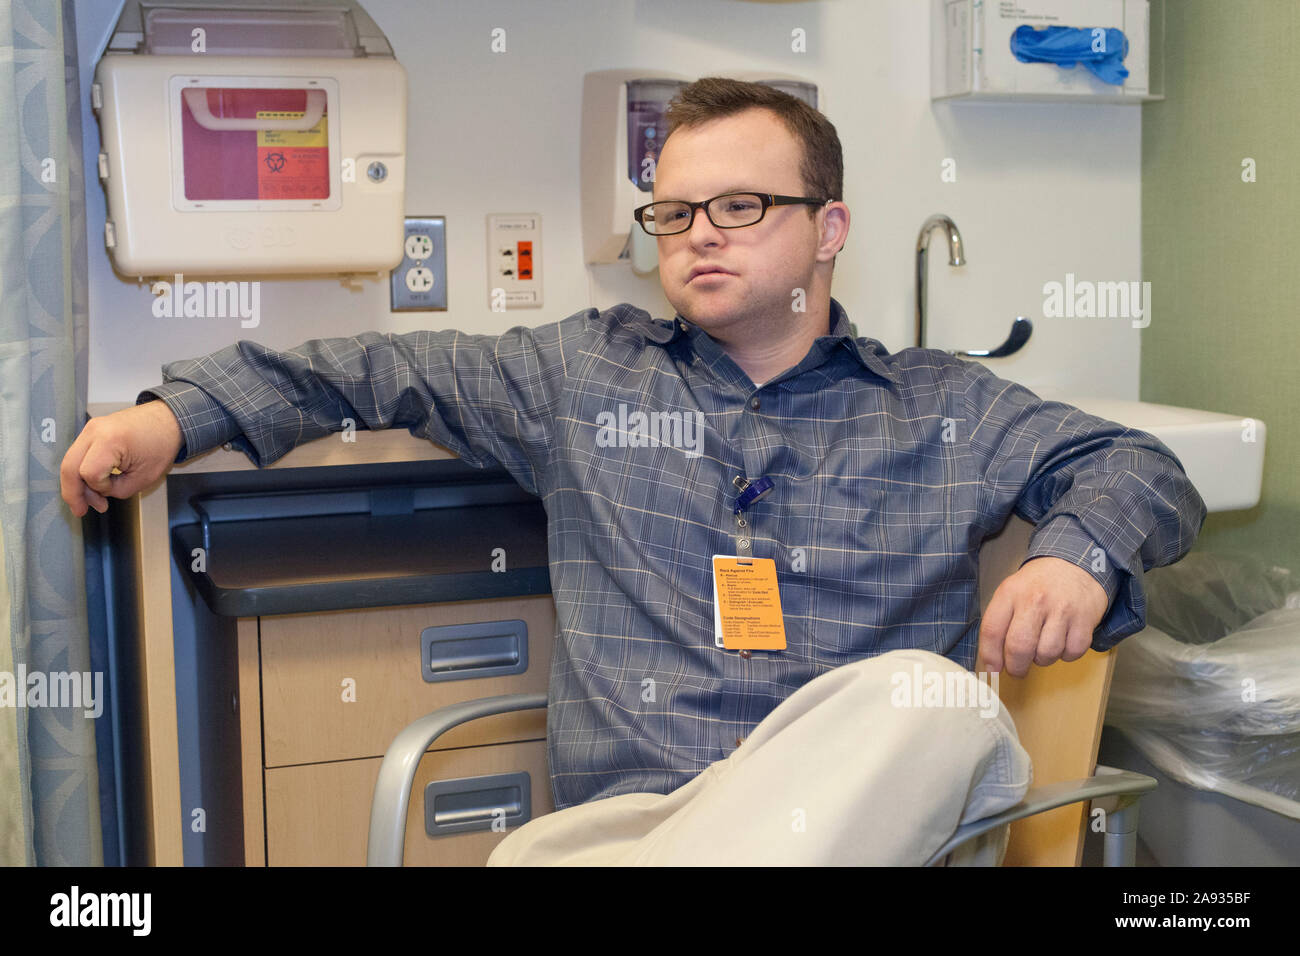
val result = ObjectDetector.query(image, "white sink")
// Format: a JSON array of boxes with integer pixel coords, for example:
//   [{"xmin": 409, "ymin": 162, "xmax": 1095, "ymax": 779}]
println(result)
[{"xmin": 1033, "ymin": 392, "xmax": 1266, "ymax": 513}]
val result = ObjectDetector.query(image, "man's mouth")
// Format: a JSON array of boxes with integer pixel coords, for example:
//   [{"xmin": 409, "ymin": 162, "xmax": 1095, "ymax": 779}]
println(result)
[{"xmin": 689, "ymin": 266, "xmax": 735, "ymax": 282}]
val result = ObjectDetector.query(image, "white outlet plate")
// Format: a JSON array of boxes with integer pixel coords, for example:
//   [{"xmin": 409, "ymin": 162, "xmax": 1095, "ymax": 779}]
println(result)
[
  {"xmin": 391, "ymin": 216, "xmax": 446, "ymax": 311},
  {"xmin": 487, "ymin": 213, "xmax": 542, "ymax": 309}
]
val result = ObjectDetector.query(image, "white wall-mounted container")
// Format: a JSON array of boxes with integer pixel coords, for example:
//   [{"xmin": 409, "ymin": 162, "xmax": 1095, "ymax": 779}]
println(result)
[
  {"xmin": 932, "ymin": 0, "xmax": 1165, "ymax": 104},
  {"xmin": 92, "ymin": 0, "xmax": 407, "ymax": 279},
  {"xmin": 580, "ymin": 70, "xmax": 689, "ymax": 276}
]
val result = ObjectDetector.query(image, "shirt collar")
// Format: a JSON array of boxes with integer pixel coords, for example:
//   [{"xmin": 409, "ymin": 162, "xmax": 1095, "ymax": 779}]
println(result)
[
  {"xmin": 635, "ymin": 297, "xmax": 901, "ymax": 387},
  {"xmin": 822, "ymin": 297, "xmax": 902, "ymax": 386}
]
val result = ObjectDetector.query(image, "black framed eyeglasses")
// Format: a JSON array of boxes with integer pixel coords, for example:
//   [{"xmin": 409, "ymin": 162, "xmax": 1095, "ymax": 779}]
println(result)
[{"xmin": 633, "ymin": 192, "xmax": 831, "ymax": 236}]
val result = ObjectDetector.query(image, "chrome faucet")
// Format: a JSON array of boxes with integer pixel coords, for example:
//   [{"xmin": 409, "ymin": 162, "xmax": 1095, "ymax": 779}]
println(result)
[
  {"xmin": 914, "ymin": 213, "xmax": 1032, "ymax": 358},
  {"xmin": 916, "ymin": 214, "xmax": 964, "ymax": 349}
]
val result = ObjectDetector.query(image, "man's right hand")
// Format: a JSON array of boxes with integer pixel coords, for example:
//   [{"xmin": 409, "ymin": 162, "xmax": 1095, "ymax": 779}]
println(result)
[{"xmin": 60, "ymin": 400, "xmax": 185, "ymax": 517}]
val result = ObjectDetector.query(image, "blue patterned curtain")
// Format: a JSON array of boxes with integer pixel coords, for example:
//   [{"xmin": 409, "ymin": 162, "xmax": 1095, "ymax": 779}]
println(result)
[{"xmin": 0, "ymin": 0, "xmax": 100, "ymax": 866}]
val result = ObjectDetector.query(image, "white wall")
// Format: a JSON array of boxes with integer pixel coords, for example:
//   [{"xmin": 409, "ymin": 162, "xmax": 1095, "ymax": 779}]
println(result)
[{"xmin": 79, "ymin": 0, "xmax": 1143, "ymax": 404}]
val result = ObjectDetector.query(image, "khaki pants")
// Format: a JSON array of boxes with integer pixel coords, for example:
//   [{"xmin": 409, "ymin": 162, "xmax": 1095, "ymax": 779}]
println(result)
[{"xmin": 487, "ymin": 649, "xmax": 1032, "ymax": 866}]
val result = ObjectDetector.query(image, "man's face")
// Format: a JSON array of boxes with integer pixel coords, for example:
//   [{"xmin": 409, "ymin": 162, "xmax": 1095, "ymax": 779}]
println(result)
[{"xmin": 652, "ymin": 107, "xmax": 826, "ymax": 334}]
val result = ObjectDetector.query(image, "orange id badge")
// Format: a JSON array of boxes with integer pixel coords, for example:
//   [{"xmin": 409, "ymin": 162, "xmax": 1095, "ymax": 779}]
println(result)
[{"xmin": 711, "ymin": 556, "xmax": 788, "ymax": 651}]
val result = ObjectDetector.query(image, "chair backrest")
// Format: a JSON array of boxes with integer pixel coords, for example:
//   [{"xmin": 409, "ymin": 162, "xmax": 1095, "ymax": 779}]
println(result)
[{"xmin": 977, "ymin": 516, "xmax": 1118, "ymax": 866}]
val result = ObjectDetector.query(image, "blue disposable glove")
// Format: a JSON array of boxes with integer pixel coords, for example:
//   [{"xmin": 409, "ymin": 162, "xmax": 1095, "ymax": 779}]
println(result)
[{"xmin": 1009, "ymin": 25, "xmax": 1130, "ymax": 86}]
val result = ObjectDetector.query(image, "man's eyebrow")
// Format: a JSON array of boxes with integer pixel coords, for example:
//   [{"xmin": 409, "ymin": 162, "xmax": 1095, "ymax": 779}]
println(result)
[{"xmin": 653, "ymin": 185, "xmax": 765, "ymax": 199}]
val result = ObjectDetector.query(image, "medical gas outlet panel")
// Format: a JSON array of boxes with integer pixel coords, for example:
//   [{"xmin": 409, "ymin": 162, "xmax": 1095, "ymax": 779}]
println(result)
[{"xmin": 486, "ymin": 214, "xmax": 543, "ymax": 310}]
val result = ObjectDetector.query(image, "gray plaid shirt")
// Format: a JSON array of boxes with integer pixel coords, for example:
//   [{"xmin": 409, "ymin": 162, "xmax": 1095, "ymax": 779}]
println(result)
[{"xmin": 138, "ymin": 298, "xmax": 1205, "ymax": 810}]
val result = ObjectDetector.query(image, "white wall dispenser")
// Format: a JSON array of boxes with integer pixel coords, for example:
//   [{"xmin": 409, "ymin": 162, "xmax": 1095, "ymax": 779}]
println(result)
[
  {"xmin": 932, "ymin": 0, "xmax": 1165, "ymax": 103},
  {"xmin": 92, "ymin": 0, "xmax": 407, "ymax": 278}
]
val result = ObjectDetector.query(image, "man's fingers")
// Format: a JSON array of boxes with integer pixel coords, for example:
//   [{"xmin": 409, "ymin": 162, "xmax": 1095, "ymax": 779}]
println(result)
[
  {"xmin": 1002, "ymin": 605, "xmax": 1043, "ymax": 678},
  {"xmin": 977, "ymin": 591, "xmax": 1013, "ymax": 673},
  {"xmin": 78, "ymin": 442, "xmax": 124, "ymax": 495},
  {"xmin": 977, "ymin": 559, "xmax": 1109, "ymax": 676},
  {"xmin": 59, "ymin": 402, "xmax": 184, "ymax": 519},
  {"xmin": 1062, "ymin": 621, "xmax": 1092, "ymax": 662},
  {"xmin": 1033, "ymin": 612, "xmax": 1069, "ymax": 666},
  {"xmin": 74, "ymin": 440, "xmax": 134, "ymax": 515},
  {"xmin": 59, "ymin": 428, "xmax": 95, "ymax": 515},
  {"xmin": 85, "ymin": 487, "xmax": 109, "ymax": 514}
]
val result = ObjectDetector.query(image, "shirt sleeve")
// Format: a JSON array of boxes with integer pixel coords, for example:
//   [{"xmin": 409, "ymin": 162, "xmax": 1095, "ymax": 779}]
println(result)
[
  {"xmin": 960, "ymin": 359, "xmax": 1207, "ymax": 650},
  {"xmin": 135, "ymin": 311, "xmax": 590, "ymax": 496}
]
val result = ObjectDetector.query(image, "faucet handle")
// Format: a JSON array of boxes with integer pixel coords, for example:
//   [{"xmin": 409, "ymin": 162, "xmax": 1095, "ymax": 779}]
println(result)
[{"xmin": 951, "ymin": 317, "xmax": 1033, "ymax": 359}]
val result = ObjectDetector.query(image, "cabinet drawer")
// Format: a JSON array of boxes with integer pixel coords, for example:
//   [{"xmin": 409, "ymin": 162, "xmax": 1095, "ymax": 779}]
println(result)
[
  {"xmin": 264, "ymin": 739, "xmax": 552, "ymax": 866},
  {"xmin": 260, "ymin": 595, "xmax": 555, "ymax": 766}
]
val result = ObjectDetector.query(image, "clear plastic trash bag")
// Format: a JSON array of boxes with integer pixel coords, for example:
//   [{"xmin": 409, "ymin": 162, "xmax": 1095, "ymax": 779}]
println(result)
[{"xmin": 1104, "ymin": 551, "xmax": 1300, "ymax": 819}]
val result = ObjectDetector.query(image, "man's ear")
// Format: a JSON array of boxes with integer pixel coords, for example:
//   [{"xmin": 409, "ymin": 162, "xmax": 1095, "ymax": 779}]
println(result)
[{"xmin": 818, "ymin": 202, "xmax": 850, "ymax": 262}]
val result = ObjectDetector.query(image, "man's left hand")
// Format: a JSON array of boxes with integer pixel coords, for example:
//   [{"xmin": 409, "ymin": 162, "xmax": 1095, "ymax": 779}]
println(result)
[{"xmin": 976, "ymin": 556, "xmax": 1109, "ymax": 677}]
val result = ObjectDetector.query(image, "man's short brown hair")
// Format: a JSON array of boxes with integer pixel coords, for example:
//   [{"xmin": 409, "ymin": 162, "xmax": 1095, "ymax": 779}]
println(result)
[{"xmin": 662, "ymin": 76, "xmax": 844, "ymax": 216}]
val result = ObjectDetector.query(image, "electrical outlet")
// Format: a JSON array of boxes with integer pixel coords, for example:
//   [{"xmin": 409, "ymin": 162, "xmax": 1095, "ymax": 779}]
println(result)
[
  {"xmin": 486, "ymin": 213, "xmax": 542, "ymax": 310},
  {"xmin": 391, "ymin": 217, "xmax": 447, "ymax": 311}
]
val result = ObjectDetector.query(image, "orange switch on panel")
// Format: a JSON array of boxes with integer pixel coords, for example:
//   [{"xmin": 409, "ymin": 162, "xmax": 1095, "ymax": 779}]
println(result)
[{"xmin": 517, "ymin": 241, "xmax": 533, "ymax": 280}]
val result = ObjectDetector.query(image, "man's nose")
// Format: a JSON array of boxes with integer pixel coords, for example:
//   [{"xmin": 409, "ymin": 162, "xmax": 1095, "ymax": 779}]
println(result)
[{"xmin": 685, "ymin": 205, "xmax": 724, "ymax": 246}]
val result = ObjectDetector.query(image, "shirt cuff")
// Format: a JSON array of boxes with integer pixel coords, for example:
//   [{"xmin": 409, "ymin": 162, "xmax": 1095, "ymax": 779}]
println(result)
[
  {"xmin": 136, "ymin": 382, "xmax": 242, "ymax": 464},
  {"xmin": 1021, "ymin": 514, "xmax": 1139, "ymax": 648}
]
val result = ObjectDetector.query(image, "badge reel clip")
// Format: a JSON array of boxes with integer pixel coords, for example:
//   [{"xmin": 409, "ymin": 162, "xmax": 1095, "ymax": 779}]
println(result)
[{"xmin": 733, "ymin": 476, "xmax": 774, "ymax": 516}]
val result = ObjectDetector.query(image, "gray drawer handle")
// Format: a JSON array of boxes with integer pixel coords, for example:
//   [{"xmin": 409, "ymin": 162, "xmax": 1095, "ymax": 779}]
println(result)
[
  {"xmin": 426, "ymin": 647, "xmax": 519, "ymax": 673},
  {"xmin": 424, "ymin": 772, "xmax": 532, "ymax": 836},
  {"xmin": 420, "ymin": 619, "xmax": 529, "ymax": 683}
]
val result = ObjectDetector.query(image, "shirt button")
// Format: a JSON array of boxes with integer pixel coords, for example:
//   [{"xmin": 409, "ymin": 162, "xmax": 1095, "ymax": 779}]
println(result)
[
  {"xmin": 735, "ymin": 736, "xmax": 746, "ymax": 748},
  {"xmin": 750, "ymin": 397, "xmax": 760, "ymax": 409},
  {"xmin": 739, "ymin": 649, "xmax": 752, "ymax": 659}
]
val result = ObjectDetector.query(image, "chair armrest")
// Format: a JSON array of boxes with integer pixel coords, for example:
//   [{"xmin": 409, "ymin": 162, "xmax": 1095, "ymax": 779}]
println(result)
[
  {"xmin": 366, "ymin": 692, "xmax": 548, "ymax": 866},
  {"xmin": 923, "ymin": 766, "xmax": 1157, "ymax": 867}
]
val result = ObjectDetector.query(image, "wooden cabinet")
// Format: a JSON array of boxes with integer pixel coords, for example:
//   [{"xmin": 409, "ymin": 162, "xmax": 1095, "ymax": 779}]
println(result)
[
  {"xmin": 237, "ymin": 595, "xmax": 557, "ymax": 866},
  {"xmin": 93, "ymin": 398, "xmax": 560, "ymax": 866}
]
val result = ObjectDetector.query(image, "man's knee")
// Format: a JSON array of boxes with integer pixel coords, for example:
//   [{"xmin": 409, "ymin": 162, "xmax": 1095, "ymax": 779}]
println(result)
[{"xmin": 830, "ymin": 649, "xmax": 1012, "ymax": 735}]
